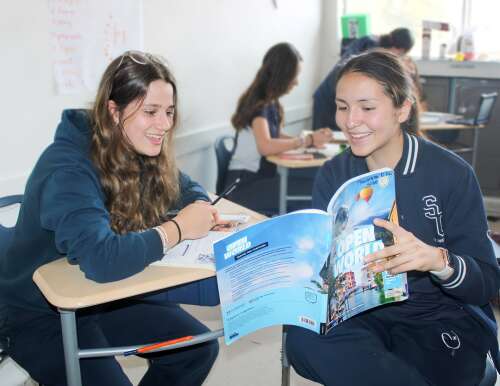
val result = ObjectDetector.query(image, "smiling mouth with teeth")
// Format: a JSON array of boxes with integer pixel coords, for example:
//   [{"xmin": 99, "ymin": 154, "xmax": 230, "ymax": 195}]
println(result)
[{"xmin": 350, "ymin": 132, "xmax": 370, "ymax": 138}]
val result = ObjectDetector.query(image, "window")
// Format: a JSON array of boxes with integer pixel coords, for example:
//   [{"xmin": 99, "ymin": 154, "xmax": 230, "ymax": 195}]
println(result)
[{"xmin": 341, "ymin": 0, "xmax": 499, "ymax": 61}]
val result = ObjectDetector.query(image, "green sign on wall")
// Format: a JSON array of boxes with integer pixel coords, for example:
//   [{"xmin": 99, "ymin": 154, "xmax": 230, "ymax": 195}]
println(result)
[{"xmin": 341, "ymin": 14, "xmax": 370, "ymax": 38}]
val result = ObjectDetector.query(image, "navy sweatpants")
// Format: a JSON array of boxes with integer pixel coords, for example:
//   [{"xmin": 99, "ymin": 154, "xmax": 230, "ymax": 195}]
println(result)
[
  {"xmin": 286, "ymin": 307, "xmax": 489, "ymax": 386},
  {"xmin": 4, "ymin": 278, "xmax": 219, "ymax": 386}
]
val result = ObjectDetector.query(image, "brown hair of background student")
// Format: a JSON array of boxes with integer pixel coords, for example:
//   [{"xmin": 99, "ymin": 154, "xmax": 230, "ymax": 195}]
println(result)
[{"xmin": 231, "ymin": 42, "xmax": 303, "ymax": 131}]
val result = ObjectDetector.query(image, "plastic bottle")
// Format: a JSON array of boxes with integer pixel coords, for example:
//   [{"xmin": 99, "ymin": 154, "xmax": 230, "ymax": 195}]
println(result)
[{"xmin": 462, "ymin": 32, "xmax": 475, "ymax": 61}]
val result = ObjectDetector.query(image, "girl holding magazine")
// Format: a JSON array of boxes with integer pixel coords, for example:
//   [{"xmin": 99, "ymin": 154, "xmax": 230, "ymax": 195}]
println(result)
[{"xmin": 286, "ymin": 49, "xmax": 500, "ymax": 386}]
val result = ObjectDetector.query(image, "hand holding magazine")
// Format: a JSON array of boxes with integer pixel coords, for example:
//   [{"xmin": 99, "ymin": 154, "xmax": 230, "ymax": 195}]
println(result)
[{"xmin": 214, "ymin": 168, "xmax": 407, "ymax": 345}]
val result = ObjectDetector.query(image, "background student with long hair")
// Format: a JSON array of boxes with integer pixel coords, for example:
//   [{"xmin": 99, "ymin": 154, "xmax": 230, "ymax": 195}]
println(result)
[{"xmin": 226, "ymin": 42, "xmax": 332, "ymax": 215}]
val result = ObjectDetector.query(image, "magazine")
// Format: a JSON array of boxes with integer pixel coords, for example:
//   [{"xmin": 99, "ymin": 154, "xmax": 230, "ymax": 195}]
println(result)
[{"xmin": 214, "ymin": 168, "xmax": 408, "ymax": 345}]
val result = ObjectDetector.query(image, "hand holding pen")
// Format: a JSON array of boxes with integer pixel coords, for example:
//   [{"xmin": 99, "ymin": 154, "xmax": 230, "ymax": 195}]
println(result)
[{"xmin": 161, "ymin": 178, "xmax": 241, "ymax": 240}]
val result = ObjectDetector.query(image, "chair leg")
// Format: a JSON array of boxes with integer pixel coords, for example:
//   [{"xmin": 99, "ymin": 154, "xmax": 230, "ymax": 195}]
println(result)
[{"xmin": 281, "ymin": 326, "xmax": 290, "ymax": 386}]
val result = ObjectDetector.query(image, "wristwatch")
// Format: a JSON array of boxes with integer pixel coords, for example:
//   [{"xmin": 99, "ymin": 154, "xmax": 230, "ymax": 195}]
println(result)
[{"xmin": 430, "ymin": 247, "xmax": 454, "ymax": 280}]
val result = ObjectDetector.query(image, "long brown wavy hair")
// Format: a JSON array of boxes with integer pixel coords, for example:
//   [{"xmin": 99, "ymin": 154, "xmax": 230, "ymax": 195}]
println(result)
[
  {"xmin": 231, "ymin": 42, "xmax": 302, "ymax": 131},
  {"xmin": 90, "ymin": 51, "xmax": 179, "ymax": 234},
  {"xmin": 336, "ymin": 49, "xmax": 420, "ymax": 135}
]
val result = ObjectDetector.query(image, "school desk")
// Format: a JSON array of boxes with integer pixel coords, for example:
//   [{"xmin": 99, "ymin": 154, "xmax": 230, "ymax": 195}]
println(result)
[
  {"xmin": 32, "ymin": 196, "xmax": 266, "ymax": 386},
  {"xmin": 267, "ymin": 143, "xmax": 342, "ymax": 214},
  {"xmin": 420, "ymin": 111, "xmax": 485, "ymax": 169}
]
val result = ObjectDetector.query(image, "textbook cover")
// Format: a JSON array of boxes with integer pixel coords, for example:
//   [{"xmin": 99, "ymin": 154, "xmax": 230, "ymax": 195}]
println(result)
[{"xmin": 213, "ymin": 168, "xmax": 408, "ymax": 345}]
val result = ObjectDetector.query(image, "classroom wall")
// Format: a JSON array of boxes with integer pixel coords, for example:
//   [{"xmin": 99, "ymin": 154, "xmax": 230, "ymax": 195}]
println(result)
[{"xmin": 0, "ymin": 0, "xmax": 340, "ymax": 196}]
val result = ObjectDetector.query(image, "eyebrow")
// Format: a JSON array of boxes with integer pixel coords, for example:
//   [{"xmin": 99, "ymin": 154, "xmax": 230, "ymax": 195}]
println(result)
[
  {"xmin": 335, "ymin": 97, "xmax": 377, "ymax": 103},
  {"xmin": 143, "ymin": 103, "xmax": 175, "ymax": 109}
]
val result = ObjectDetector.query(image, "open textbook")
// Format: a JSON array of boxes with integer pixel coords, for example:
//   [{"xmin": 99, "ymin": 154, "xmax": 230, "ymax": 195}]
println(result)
[{"xmin": 214, "ymin": 168, "xmax": 408, "ymax": 345}]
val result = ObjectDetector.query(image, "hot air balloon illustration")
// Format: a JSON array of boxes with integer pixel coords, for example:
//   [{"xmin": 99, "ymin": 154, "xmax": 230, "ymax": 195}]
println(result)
[{"xmin": 358, "ymin": 186, "xmax": 373, "ymax": 203}]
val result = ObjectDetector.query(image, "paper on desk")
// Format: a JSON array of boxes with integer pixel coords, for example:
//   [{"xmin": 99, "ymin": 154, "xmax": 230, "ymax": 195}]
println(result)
[
  {"xmin": 332, "ymin": 131, "xmax": 347, "ymax": 142},
  {"xmin": 151, "ymin": 231, "xmax": 229, "ymax": 270},
  {"xmin": 317, "ymin": 143, "xmax": 341, "ymax": 158},
  {"xmin": 304, "ymin": 143, "xmax": 342, "ymax": 158},
  {"xmin": 219, "ymin": 213, "xmax": 250, "ymax": 224}
]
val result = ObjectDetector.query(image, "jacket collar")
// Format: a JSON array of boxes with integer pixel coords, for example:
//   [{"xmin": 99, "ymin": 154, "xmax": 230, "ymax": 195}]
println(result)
[{"xmin": 395, "ymin": 132, "xmax": 419, "ymax": 177}]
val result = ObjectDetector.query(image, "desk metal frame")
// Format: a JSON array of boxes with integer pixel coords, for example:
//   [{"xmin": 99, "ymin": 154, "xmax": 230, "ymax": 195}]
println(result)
[
  {"xmin": 421, "ymin": 122, "xmax": 483, "ymax": 170},
  {"xmin": 267, "ymin": 156, "xmax": 329, "ymax": 215},
  {"xmin": 58, "ymin": 307, "xmax": 223, "ymax": 386},
  {"xmin": 32, "ymin": 197, "xmax": 266, "ymax": 386}
]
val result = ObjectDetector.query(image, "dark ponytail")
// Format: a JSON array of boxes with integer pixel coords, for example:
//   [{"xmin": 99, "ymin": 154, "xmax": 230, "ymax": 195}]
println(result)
[{"xmin": 379, "ymin": 28, "xmax": 414, "ymax": 53}]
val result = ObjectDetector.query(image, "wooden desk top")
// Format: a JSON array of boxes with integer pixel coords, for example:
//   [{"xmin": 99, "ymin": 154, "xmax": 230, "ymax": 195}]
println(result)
[
  {"xmin": 421, "ymin": 123, "xmax": 482, "ymax": 131},
  {"xmin": 267, "ymin": 143, "xmax": 342, "ymax": 169},
  {"xmin": 32, "ymin": 197, "xmax": 266, "ymax": 310},
  {"xmin": 266, "ymin": 155, "xmax": 328, "ymax": 169}
]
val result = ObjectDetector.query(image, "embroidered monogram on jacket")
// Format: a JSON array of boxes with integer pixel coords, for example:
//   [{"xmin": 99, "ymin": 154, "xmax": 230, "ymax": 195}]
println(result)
[{"xmin": 422, "ymin": 195, "xmax": 444, "ymax": 243}]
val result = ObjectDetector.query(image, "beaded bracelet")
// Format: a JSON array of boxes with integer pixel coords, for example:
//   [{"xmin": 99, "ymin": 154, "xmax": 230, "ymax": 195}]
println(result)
[
  {"xmin": 154, "ymin": 225, "xmax": 169, "ymax": 255},
  {"xmin": 167, "ymin": 219, "xmax": 182, "ymax": 245}
]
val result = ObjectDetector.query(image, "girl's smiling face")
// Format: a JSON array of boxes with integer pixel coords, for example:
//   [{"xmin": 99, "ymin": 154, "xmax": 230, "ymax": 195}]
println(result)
[
  {"xmin": 109, "ymin": 79, "xmax": 175, "ymax": 157},
  {"xmin": 335, "ymin": 71, "xmax": 411, "ymax": 170}
]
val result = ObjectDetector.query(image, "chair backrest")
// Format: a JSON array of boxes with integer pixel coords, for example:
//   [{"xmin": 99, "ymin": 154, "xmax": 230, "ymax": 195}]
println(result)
[
  {"xmin": 0, "ymin": 194, "xmax": 23, "ymax": 364},
  {"xmin": 428, "ymin": 91, "xmax": 498, "ymax": 145},
  {"xmin": 214, "ymin": 135, "xmax": 236, "ymax": 195},
  {"xmin": 475, "ymin": 92, "xmax": 498, "ymax": 125}
]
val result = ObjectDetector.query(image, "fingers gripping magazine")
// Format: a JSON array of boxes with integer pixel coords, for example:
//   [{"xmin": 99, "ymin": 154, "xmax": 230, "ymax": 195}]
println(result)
[{"xmin": 214, "ymin": 168, "xmax": 408, "ymax": 345}]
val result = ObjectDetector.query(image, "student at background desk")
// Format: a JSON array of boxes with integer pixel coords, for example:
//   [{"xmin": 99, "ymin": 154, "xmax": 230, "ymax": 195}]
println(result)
[
  {"xmin": 225, "ymin": 42, "xmax": 332, "ymax": 215},
  {"xmin": 0, "ymin": 51, "xmax": 226, "ymax": 386}
]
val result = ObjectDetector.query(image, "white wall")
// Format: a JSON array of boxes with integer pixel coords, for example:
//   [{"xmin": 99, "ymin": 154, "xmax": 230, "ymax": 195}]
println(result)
[{"xmin": 0, "ymin": 0, "xmax": 336, "ymax": 195}]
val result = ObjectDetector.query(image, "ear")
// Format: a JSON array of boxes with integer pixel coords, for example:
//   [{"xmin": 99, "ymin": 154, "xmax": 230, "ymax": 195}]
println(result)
[
  {"xmin": 397, "ymin": 99, "xmax": 413, "ymax": 123},
  {"xmin": 107, "ymin": 100, "xmax": 120, "ymax": 126}
]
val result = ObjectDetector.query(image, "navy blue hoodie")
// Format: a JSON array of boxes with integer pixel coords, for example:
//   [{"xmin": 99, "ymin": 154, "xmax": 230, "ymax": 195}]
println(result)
[{"xmin": 0, "ymin": 109, "xmax": 209, "ymax": 314}]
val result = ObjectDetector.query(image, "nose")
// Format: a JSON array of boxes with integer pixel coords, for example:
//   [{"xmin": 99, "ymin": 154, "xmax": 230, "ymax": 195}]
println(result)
[
  {"xmin": 156, "ymin": 112, "xmax": 172, "ymax": 132},
  {"xmin": 346, "ymin": 109, "xmax": 361, "ymax": 129}
]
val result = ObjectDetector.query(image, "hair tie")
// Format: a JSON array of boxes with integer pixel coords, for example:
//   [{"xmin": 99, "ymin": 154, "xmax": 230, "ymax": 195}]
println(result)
[{"xmin": 168, "ymin": 219, "xmax": 182, "ymax": 245}]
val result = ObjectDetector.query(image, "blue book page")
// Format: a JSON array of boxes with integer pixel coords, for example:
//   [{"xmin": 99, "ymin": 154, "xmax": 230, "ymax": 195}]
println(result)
[
  {"xmin": 325, "ymin": 168, "xmax": 408, "ymax": 331},
  {"xmin": 214, "ymin": 211, "xmax": 332, "ymax": 345}
]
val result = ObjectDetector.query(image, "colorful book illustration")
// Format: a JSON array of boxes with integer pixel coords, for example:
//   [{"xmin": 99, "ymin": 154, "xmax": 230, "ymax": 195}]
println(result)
[{"xmin": 214, "ymin": 168, "xmax": 408, "ymax": 345}]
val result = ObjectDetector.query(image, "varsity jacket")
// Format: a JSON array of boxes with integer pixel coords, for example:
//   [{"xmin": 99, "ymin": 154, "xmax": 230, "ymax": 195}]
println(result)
[{"xmin": 313, "ymin": 132, "xmax": 500, "ymax": 366}]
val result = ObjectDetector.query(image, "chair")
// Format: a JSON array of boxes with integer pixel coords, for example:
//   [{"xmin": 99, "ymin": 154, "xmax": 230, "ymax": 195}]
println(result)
[
  {"xmin": 0, "ymin": 195, "xmax": 23, "ymax": 361},
  {"xmin": 0, "ymin": 195, "xmax": 33, "ymax": 382},
  {"xmin": 214, "ymin": 135, "xmax": 236, "ymax": 195},
  {"xmin": 428, "ymin": 92, "xmax": 498, "ymax": 169}
]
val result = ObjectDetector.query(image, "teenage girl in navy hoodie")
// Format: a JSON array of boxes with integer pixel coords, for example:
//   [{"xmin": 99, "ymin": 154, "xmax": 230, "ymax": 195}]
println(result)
[{"xmin": 0, "ymin": 51, "xmax": 223, "ymax": 385}]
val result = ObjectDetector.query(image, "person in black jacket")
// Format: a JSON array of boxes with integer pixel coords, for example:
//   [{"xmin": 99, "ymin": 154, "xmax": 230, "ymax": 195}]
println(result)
[
  {"xmin": 287, "ymin": 49, "xmax": 500, "ymax": 386},
  {"xmin": 0, "ymin": 51, "xmax": 224, "ymax": 386},
  {"xmin": 313, "ymin": 28, "xmax": 415, "ymax": 132}
]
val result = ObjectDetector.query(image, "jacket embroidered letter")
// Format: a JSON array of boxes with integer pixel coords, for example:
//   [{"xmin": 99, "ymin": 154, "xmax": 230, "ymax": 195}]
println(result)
[{"xmin": 422, "ymin": 195, "xmax": 444, "ymax": 239}]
